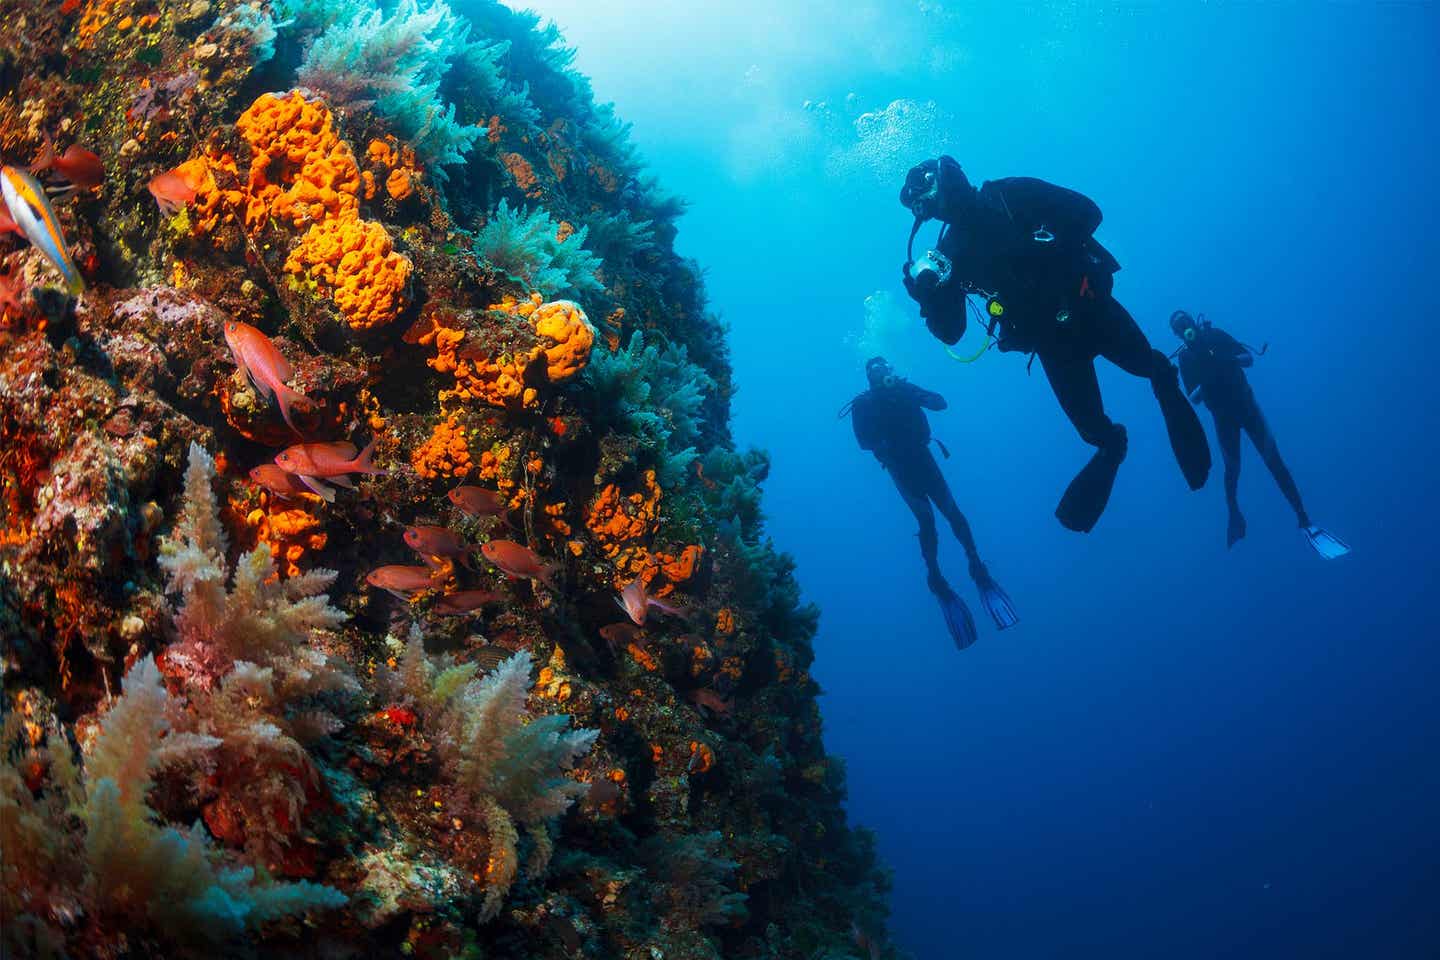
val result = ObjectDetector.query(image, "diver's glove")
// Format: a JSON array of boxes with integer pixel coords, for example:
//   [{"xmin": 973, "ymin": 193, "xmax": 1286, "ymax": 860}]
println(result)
[
  {"xmin": 901, "ymin": 261, "xmax": 920, "ymax": 301},
  {"xmin": 902, "ymin": 261, "xmax": 967, "ymax": 344}
]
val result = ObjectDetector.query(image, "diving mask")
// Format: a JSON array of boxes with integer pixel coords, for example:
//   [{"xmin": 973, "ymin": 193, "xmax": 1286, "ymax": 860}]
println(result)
[
  {"xmin": 1170, "ymin": 309, "xmax": 1198, "ymax": 342},
  {"xmin": 901, "ymin": 162, "xmax": 940, "ymax": 219}
]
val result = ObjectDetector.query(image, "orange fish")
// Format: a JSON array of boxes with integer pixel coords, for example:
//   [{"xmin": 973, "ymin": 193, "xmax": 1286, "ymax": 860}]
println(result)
[
  {"xmin": 248, "ymin": 464, "xmax": 312, "ymax": 500},
  {"xmin": 404, "ymin": 524, "xmax": 474, "ymax": 569},
  {"xmin": 480, "ymin": 540, "xmax": 557, "ymax": 590},
  {"xmin": 433, "ymin": 589, "xmax": 503, "ymax": 616},
  {"xmin": 364, "ymin": 564, "xmax": 441, "ymax": 600},
  {"xmin": 224, "ymin": 319, "xmax": 314, "ymax": 436},
  {"xmin": 448, "ymin": 485, "xmax": 508, "ymax": 518},
  {"xmin": 616, "ymin": 578, "xmax": 684, "ymax": 626},
  {"xmin": 147, "ymin": 164, "xmax": 203, "ymax": 216},
  {"xmin": 34, "ymin": 137, "xmax": 104, "ymax": 191},
  {"xmin": 274, "ymin": 440, "xmax": 383, "ymax": 502}
]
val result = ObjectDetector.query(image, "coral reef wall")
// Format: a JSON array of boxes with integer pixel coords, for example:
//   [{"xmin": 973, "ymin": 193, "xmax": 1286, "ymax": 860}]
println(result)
[{"xmin": 0, "ymin": 1, "xmax": 894, "ymax": 958}]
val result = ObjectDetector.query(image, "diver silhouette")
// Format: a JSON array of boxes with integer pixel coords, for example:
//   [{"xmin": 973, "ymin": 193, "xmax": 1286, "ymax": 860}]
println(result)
[
  {"xmin": 1169, "ymin": 311, "xmax": 1350, "ymax": 559},
  {"xmin": 897, "ymin": 156, "xmax": 1212, "ymax": 533},
  {"xmin": 844, "ymin": 357, "xmax": 1017, "ymax": 649}
]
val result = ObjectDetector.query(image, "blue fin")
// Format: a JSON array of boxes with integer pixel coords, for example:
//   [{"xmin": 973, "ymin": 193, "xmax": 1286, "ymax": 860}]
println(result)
[
  {"xmin": 1303, "ymin": 525, "xmax": 1351, "ymax": 560},
  {"xmin": 937, "ymin": 587, "xmax": 978, "ymax": 650},
  {"xmin": 977, "ymin": 576, "xmax": 1019, "ymax": 630}
]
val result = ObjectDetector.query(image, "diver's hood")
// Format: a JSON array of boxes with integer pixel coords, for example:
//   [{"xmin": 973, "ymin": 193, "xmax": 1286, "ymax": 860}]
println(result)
[{"xmin": 900, "ymin": 156, "xmax": 974, "ymax": 225}]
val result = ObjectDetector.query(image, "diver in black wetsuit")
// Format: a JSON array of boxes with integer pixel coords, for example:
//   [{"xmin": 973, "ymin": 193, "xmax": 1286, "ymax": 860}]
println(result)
[
  {"xmin": 846, "ymin": 356, "xmax": 1017, "ymax": 647},
  {"xmin": 1169, "ymin": 311, "xmax": 1350, "ymax": 558},
  {"xmin": 897, "ymin": 156, "xmax": 1212, "ymax": 533}
]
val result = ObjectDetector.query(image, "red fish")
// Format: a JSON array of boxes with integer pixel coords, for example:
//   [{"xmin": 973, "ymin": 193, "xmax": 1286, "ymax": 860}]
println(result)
[
  {"xmin": 598, "ymin": 621, "xmax": 643, "ymax": 652},
  {"xmin": 404, "ymin": 524, "xmax": 474, "ymax": 569},
  {"xmin": 274, "ymin": 440, "xmax": 383, "ymax": 502},
  {"xmin": 433, "ymin": 589, "xmax": 503, "ymax": 616},
  {"xmin": 448, "ymin": 485, "xmax": 508, "ymax": 518},
  {"xmin": 365, "ymin": 564, "xmax": 442, "ymax": 600},
  {"xmin": 34, "ymin": 137, "xmax": 103, "ymax": 191},
  {"xmin": 686, "ymin": 688, "xmax": 733, "ymax": 717},
  {"xmin": 0, "ymin": 207, "xmax": 20, "ymax": 237},
  {"xmin": 480, "ymin": 540, "xmax": 557, "ymax": 590},
  {"xmin": 616, "ymin": 578, "xmax": 684, "ymax": 626},
  {"xmin": 248, "ymin": 464, "xmax": 312, "ymax": 500},
  {"xmin": 148, "ymin": 165, "xmax": 202, "ymax": 216},
  {"xmin": 224, "ymin": 320, "xmax": 314, "ymax": 436}
]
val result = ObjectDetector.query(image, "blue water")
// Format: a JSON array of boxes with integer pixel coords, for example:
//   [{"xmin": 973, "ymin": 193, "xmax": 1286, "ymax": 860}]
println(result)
[{"xmin": 515, "ymin": 3, "xmax": 1440, "ymax": 955}]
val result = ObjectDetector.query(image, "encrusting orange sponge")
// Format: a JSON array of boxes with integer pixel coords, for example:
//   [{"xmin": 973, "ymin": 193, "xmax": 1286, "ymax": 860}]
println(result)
[
  {"xmin": 422, "ymin": 293, "xmax": 595, "ymax": 410},
  {"xmin": 237, "ymin": 92, "xmax": 360, "ymax": 230},
  {"xmin": 285, "ymin": 216, "xmax": 411, "ymax": 331},
  {"xmin": 411, "ymin": 414, "xmax": 473, "ymax": 479},
  {"xmin": 584, "ymin": 470, "xmax": 701, "ymax": 587},
  {"xmin": 182, "ymin": 92, "xmax": 412, "ymax": 331},
  {"xmin": 531, "ymin": 298, "xmax": 595, "ymax": 382},
  {"xmin": 587, "ymin": 469, "xmax": 662, "ymax": 554}
]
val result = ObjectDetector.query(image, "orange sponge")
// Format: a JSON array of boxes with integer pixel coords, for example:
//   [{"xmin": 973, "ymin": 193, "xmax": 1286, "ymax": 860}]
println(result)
[{"xmin": 285, "ymin": 216, "xmax": 412, "ymax": 331}]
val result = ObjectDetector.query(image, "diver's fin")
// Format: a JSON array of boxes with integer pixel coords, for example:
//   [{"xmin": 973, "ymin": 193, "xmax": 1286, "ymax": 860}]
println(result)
[
  {"xmin": 976, "ymin": 576, "xmax": 1019, "ymax": 630},
  {"xmin": 936, "ymin": 586, "xmax": 978, "ymax": 650},
  {"xmin": 1153, "ymin": 357, "xmax": 1211, "ymax": 489},
  {"xmin": 1303, "ymin": 525, "xmax": 1351, "ymax": 560},
  {"xmin": 1055, "ymin": 440, "xmax": 1126, "ymax": 533},
  {"xmin": 1227, "ymin": 506, "xmax": 1246, "ymax": 549}
]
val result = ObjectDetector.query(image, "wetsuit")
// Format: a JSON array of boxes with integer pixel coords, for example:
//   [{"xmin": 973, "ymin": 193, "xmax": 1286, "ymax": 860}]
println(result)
[
  {"xmin": 849, "ymin": 381, "xmax": 981, "ymax": 586},
  {"xmin": 908, "ymin": 176, "xmax": 1212, "ymax": 532},
  {"xmin": 1176, "ymin": 326, "xmax": 1308, "ymax": 533}
]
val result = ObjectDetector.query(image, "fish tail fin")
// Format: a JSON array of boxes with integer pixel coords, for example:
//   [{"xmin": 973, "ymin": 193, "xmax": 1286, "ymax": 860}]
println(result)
[
  {"xmin": 650, "ymin": 597, "xmax": 685, "ymax": 619},
  {"xmin": 274, "ymin": 383, "xmax": 314, "ymax": 436},
  {"xmin": 63, "ymin": 267, "xmax": 85, "ymax": 296},
  {"xmin": 539, "ymin": 563, "xmax": 559, "ymax": 591},
  {"xmin": 352, "ymin": 439, "xmax": 385, "ymax": 475}
]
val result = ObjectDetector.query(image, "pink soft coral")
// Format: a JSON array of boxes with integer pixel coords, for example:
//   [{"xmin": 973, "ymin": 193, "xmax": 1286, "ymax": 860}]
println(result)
[{"xmin": 154, "ymin": 443, "xmax": 356, "ymax": 864}]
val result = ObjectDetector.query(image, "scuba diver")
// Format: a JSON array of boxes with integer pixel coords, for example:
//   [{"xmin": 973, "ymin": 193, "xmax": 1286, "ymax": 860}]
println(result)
[
  {"xmin": 1169, "ymin": 310, "xmax": 1350, "ymax": 559},
  {"xmin": 843, "ymin": 356, "xmax": 1018, "ymax": 649},
  {"xmin": 897, "ymin": 156, "xmax": 1212, "ymax": 533}
]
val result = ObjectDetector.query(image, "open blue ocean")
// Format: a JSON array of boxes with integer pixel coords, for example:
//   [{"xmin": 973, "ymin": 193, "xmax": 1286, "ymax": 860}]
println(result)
[{"xmin": 530, "ymin": 2, "xmax": 1440, "ymax": 956}]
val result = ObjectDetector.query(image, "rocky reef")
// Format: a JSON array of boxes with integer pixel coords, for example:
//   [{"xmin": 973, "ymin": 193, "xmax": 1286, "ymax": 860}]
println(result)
[{"xmin": 0, "ymin": 1, "xmax": 894, "ymax": 957}]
